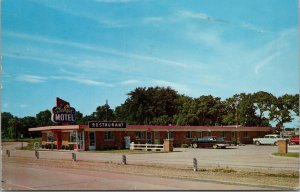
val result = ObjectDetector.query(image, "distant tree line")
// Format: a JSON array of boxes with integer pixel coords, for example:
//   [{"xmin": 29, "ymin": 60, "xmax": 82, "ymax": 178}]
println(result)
[{"xmin": 1, "ymin": 87, "xmax": 299, "ymax": 139}]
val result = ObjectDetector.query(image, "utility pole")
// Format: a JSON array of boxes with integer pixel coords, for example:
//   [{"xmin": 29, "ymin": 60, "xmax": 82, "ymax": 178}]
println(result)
[
  {"xmin": 235, "ymin": 100, "xmax": 239, "ymax": 145},
  {"xmin": 106, "ymin": 99, "xmax": 108, "ymax": 121}
]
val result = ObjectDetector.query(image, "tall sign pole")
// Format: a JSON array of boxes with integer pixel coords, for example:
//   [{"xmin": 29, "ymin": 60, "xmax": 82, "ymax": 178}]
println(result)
[{"xmin": 106, "ymin": 99, "xmax": 108, "ymax": 121}]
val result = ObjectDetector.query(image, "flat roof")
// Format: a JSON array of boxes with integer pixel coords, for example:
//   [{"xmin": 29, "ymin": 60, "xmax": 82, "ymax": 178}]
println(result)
[
  {"xmin": 29, "ymin": 124, "xmax": 271, "ymax": 132},
  {"xmin": 28, "ymin": 125, "xmax": 86, "ymax": 132}
]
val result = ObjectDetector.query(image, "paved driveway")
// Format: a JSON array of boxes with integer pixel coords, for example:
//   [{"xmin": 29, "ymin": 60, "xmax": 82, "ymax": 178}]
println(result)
[{"xmin": 3, "ymin": 143, "xmax": 299, "ymax": 172}]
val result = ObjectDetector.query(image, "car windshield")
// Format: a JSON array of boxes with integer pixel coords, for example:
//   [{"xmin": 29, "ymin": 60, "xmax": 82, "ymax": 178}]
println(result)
[{"xmin": 199, "ymin": 137, "xmax": 216, "ymax": 141}]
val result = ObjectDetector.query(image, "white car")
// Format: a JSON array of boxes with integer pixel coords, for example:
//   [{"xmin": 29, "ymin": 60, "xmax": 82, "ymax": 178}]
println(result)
[{"xmin": 253, "ymin": 134, "xmax": 281, "ymax": 146}]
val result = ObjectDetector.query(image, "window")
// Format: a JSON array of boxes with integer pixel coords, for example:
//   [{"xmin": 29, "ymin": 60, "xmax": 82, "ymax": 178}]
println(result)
[
  {"xmin": 222, "ymin": 131, "xmax": 225, "ymax": 137},
  {"xmin": 231, "ymin": 132, "xmax": 235, "ymax": 137},
  {"xmin": 197, "ymin": 131, "xmax": 202, "ymax": 139},
  {"xmin": 135, "ymin": 131, "xmax": 145, "ymax": 140},
  {"xmin": 104, "ymin": 131, "xmax": 114, "ymax": 140},
  {"xmin": 207, "ymin": 131, "xmax": 211, "ymax": 137},
  {"xmin": 69, "ymin": 131, "xmax": 77, "ymax": 143},
  {"xmin": 166, "ymin": 131, "xmax": 173, "ymax": 139},
  {"xmin": 46, "ymin": 132, "xmax": 54, "ymax": 142},
  {"xmin": 186, "ymin": 131, "xmax": 193, "ymax": 139},
  {"xmin": 244, "ymin": 131, "xmax": 249, "ymax": 138}
]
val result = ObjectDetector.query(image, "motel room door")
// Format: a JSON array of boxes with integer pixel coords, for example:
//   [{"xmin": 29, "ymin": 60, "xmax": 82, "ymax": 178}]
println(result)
[
  {"xmin": 89, "ymin": 132, "xmax": 96, "ymax": 150},
  {"xmin": 154, "ymin": 132, "xmax": 160, "ymax": 144},
  {"xmin": 146, "ymin": 132, "xmax": 152, "ymax": 144}
]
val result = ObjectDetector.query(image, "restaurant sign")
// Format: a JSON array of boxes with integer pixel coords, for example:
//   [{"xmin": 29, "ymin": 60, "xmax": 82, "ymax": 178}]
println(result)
[
  {"xmin": 88, "ymin": 121, "xmax": 127, "ymax": 128},
  {"xmin": 51, "ymin": 97, "xmax": 76, "ymax": 123}
]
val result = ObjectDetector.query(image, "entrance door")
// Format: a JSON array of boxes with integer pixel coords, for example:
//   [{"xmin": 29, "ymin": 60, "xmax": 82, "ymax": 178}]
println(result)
[
  {"xmin": 77, "ymin": 131, "xmax": 84, "ymax": 150},
  {"xmin": 154, "ymin": 132, "xmax": 160, "ymax": 144},
  {"xmin": 89, "ymin": 132, "xmax": 96, "ymax": 150},
  {"xmin": 124, "ymin": 136, "xmax": 131, "ymax": 149},
  {"xmin": 146, "ymin": 132, "xmax": 152, "ymax": 144}
]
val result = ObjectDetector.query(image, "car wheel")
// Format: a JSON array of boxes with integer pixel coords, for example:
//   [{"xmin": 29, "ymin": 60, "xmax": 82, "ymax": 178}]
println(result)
[
  {"xmin": 255, "ymin": 141, "xmax": 260, "ymax": 146},
  {"xmin": 213, "ymin": 145, "xmax": 218, "ymax": 149},
  {"xmin": 193, "ymin": 143, "xmax": 198, "ymax": 148},
  {"xmin": 274, "ymin": 142, "xmax": 278, "ymax": 146}
]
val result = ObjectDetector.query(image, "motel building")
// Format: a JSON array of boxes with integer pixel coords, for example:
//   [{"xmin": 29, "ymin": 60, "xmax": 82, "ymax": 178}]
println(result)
[
  {"xmin": 28, "ymin": 124, "xmax": 272, "ymax": 151},
  {"xmin": 28, "ymin": 98, "xmax": 272, "ymax": 151}
]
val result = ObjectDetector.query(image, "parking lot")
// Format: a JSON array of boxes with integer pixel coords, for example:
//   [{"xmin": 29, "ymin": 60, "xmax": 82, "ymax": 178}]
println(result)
[{"xmin": 3, "ymin": 143, "xmax": 299, "ymax": 173}]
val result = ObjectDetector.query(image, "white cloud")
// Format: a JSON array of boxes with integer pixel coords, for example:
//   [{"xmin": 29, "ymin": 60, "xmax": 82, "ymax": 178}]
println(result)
[
  {"xmin": 4, "ymin": 31, "xmax": 188, "ymax": 68},
  {"xmin": 19, "ymin": 104, "xmax": 28, "ymax": 108},
  {"xmin": 120, "ymin": 79, "xmax": 139, "ymax": 85},
  {"xmin": 143, "ymin": 17, "xmax": 164, "ymax": 24},
  {"xmin": 51, "ymin": 76, "xmax": 114, "ymax": 87},
  {"xmin": 254, "ymin": 52, "xmax": 280, "ymax": 75},
  {"xmin": 32, "ymin": 0, "xmax": 127, "ymax": 28},
  {"xmin": 241, "ymin": 23, "xmax": 266, "ymax": 33},
  {"xmin": 150, "ymin": 79, "xmax": 190, "ymax": 94},
  {"xmin": 177, "ymin": 10, "xmax": 228, "ymax": 24},
  {"xmin": 94, "ymin": 0, "xmax": 133, "ymax": 3},
  {"xmin": 16, "ymin": 75, "xmax": 47, "ymax": 83}
]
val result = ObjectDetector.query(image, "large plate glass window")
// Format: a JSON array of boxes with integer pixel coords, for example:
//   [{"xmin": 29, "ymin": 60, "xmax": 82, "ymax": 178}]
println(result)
[
  {"xmin": 104, "ymin": 131, "xmax": 114, "ymax": 140},
  {"xmin": 47, "ymin": 132, "xmax": 54, "ymax": 142},
  {"xmin": 135, "ymin": 131, "xmax": 145, "ymax": 140}
]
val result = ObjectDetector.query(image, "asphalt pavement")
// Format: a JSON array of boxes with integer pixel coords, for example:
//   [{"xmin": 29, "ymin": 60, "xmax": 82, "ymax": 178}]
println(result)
[
  {"xmin": 2, "ymin": 159, "xmax": 268, "ymax": 190},
  {"xmin": 3, "ymin": 143, "xmax": 298, "ymax": 172}
]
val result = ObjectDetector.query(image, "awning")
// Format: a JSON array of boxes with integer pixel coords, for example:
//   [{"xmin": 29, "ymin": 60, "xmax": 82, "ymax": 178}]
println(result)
[{"xmin": 29, "ymin": 125, "xmax": 86, "ymax": 132}]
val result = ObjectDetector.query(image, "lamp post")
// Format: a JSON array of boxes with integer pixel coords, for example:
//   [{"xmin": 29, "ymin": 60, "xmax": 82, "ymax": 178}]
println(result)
[{"xmin": 235, "ymin": 100, "xmax": 239, "ymax": 145}]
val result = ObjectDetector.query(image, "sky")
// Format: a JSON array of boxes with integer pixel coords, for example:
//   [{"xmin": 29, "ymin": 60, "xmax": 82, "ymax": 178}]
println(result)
[{"xmin": 2, "ymin": 0, "xmax": 299, "ymax": 127}]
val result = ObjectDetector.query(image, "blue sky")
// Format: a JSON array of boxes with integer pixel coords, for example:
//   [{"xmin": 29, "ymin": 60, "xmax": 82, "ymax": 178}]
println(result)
[{"xmin": 2, "ymin": 0, "xmax": 299, "ymax": 127}]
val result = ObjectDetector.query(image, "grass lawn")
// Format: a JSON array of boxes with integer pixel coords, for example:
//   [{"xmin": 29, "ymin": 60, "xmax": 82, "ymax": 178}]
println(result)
[{"xmin": 272, "ymin": 152, "xmax": 299, "ymax": 158}]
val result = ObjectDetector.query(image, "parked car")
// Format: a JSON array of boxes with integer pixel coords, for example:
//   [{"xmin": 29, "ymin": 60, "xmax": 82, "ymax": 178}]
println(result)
[
  {"xmin": 253, "ymin": 134, "xmax": 281, "ymax": 146},
  {"xmin": 290, "ymin": 136, "xmax": 299, "ymax": 145},
  {"xmin": 282, "ymin": 135, "xmax": 292, "ymax": 143},
  {"xmin": 191, "ymin": 136, "xmax": 232, "ymax": 149}
]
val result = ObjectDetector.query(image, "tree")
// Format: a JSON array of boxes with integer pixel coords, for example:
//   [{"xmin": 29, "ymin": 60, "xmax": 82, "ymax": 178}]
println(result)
[
  {"xmin": 93, "ymin": 104, "xmax": 115, "ymax": 121},
  {"xmin": 222, "ymin": 93, "xmax": 258, "ymax": 126},
  {"xmin": 175, "ymin": 95, "xmax": 224, "ymax": 126},
  {"xmin": 75, "ymin": 111, "xmax": 85, "ymax": 124},
  {"xmin": 115, "ymin": 86, "xmax": 181, "ymax": 125},
  {"xmin": 269, "ymin": 94, "xmax": 297, "ymax": 130},
  {"xmin": 19, "ymin": 116, "xmax": 38, "ymax": 138},
  {"xmin": 36, "ymin": 110, "xmax": 53, "ymax": 126},
  {"xmin": 252, "ymin": 91, "xmax": 275, "ymax": 126},
  {"xmin": 1, "ymin": 112, "xmax": 14, "ymax": 138},
  {"xmin": 8, "ymin": 117, "xmax": 19, "ymax": 139}
]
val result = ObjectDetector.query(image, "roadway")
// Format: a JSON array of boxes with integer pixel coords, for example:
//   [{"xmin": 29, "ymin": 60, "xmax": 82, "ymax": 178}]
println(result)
[{"xmin": 2, "ymin": 159, "xmax": 266, "ymax": 190}]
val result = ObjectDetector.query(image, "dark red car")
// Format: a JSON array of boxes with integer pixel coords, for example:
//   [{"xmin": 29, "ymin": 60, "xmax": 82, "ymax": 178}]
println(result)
[{"xmin": 290, "ymin": 136, "xmax": 299, "ymax": 145}]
